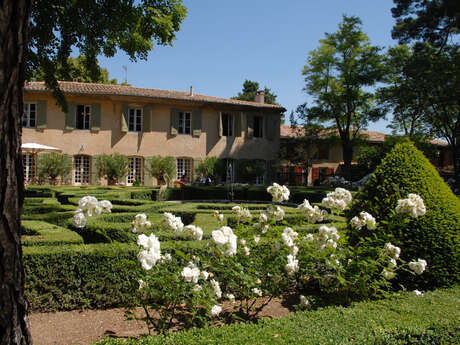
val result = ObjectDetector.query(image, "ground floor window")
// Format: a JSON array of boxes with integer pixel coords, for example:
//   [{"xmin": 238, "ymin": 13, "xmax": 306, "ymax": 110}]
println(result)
[
  {"xmin": 127, "ymin": 157, "xmax": 143, "ymax": 185},
  {"xmin": 23, "ymin": 153, "xmax": 35, "ymax": 183},
  {"xmin": 177, "ymin": 158, "xmax": 192, "ymax": 182},
  {"xmin": 74, "ymin": 155, "xmax": 90, "ymax": 184}
]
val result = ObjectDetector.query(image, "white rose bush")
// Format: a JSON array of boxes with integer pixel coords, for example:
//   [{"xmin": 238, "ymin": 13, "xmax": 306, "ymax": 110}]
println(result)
[{"xmin": 73, "ymin": 183, "xmax": 429, "ymax": 334}]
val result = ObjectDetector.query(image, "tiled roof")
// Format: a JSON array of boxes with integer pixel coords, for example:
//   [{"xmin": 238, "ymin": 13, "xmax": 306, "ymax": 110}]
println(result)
[
  {"xmin": 25, "ymin": 81, "xmax": 285, "ymax": 111},
  {"xmin": 280, "ymin": 125, "xmax": 448, "ymax": 146}
]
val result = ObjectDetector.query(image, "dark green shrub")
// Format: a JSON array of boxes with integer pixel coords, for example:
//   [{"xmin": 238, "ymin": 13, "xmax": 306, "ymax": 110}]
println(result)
[
  {"xmin": 348, "ymin": 142, "xmax": 460, "ymax": 288},
  {"xmin": 21, "ymin": 220, "xmax": 83, "ymax": 246}
]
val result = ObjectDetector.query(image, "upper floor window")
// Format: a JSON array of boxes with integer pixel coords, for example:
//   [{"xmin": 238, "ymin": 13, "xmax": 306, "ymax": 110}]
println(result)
[
  {"xmin": 222, "ymin": 113, "xmax": 233, "ymax": 136},
  {"xmin": 253, "ymin": 115, "xmax": 263, "ymax": 138},
  {"xmin": 76, "ymin": 105, "xmax": 91, "ymax": 130},
  {"xmin": 178, "ymin": 111, "xmax": 191, "ymax": 134},
  {"xmin": 129, "ymin": 108, "xmax": 142, "ymax": 132},
  {"xmin": 23, "ymin": 103, "xmax": 36, "ymax": 128}
]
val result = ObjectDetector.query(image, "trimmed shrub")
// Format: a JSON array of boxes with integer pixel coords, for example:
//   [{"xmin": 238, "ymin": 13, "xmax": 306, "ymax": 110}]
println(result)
[
  {"xmin": 347, "ymin": 142, "xmax": 460, "ymax": 288},
  {"xmin": 23, "ymin": 241, "xmax": 207, "ymax": 311},
  {"xmin": 21, "ymin": 220, "xmax": 83, "ymax": 246}
]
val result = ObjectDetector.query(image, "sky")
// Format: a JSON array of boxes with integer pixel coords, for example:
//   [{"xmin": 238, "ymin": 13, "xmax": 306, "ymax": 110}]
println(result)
[{"xmin": 99, "ymin": 0, "xmax": 399, "ymax": 133}]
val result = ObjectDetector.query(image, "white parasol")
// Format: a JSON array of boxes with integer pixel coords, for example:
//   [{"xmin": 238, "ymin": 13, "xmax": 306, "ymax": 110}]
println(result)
[{"xmin": 21, "ymin": 142, "xmax": 62, "ymax": 153}]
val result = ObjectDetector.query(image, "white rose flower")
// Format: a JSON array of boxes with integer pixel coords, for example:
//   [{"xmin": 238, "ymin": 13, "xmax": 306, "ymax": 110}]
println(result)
[
  {"xmin": 243, "ymin": 246, "xmax": 251, "ymax": 256},
  {"xmin": 254, "ymin": 236, "xmax": 260, "ymax": 244},
  {"xmin": 252, "ymin": 287, "xmax": 263, "ymax": 297},
  {"xmin": 267, "ymin": 183, "xmax": 290, "ymax": 203},
  {"xmin": 305, "ymin": 233, "xmax": 314, "ymax": 241},
  {"xmin": 72, "ymin": 212, "xmax": 87, "ymax": 228},
  {"xmin": 200, "ymin": 271, "xmax": 209, "ymax": 280},
  {"xmin": 99, "ymin": 200, "xmax": 113, "ymax": 213},
  {"xmin": 138, "ymin": 279, "xmax": 147, "ymax": 290},
  {"xmin": 299, "ymin": 295, "xmax": 310, "ymax": 307},
  {"xmin": 137, "ymin": 234, "xmax": 161, "ymax": 251},
  {"xmin": 285, "ymin": 254, "xmax": 299, "ymax": 275},
  {"xmin": 210, "ymin": 305, "xmax": 222, "ymax": 317},
  {"xmin": 137, "ymin": 249, "xmax": 161, "ymax": 270},
  {"xmin": 193, "ymin": 284, "xmax": 202, "ymax": 292},
  {"xmin": 384, "ymin": 242, "xmax": 401, "ymax": 260},
  {"xmin": 226, "ymin": 293, "xmax": 235, "ymax": 303},
  {"xmin": 388, "ymin": 258, "xmax": 397, "ymax": 269},
  {"xmin": 381, "ymin": 268, "xmax": 395, "ymax": 280},
  {"xmin": 396, "ymin": 194, "xmax": 426, "ymax": 218},
  {"xmin": 298, "ymin": 199, "xmax": 328, "ymax": 223},
  {"xmin": 185, "ymin": 225, "xmax": 203, "ymax": 241},
  {"xmin": 413, "ymin": 290, "xmax": 423, "ymax": 296},
  {"xmin": 408, "ymin": 258, "xmax": 427, "ymax": 275},
  {"xmin": 181, "ymin": 264, "xmax": 200, "ymax": 284},
  {"xmin": 210, "ymin": 279, "xmax": 222, "ymax": 298}
]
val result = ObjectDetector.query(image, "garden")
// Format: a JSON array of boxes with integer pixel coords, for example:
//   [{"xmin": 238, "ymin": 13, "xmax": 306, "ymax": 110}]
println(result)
[{"xmin": 23, "ymin": 143, "xmax": 460, "ymax": 344}]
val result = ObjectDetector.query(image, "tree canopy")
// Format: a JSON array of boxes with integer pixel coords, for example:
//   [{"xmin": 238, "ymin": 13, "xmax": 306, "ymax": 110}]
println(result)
[
  {"xmin": 32, "ymin": 55, "xmax": 119, "ymax": 84},
  {"xmin": 0, "ymin": 1, "xmax": 187, "ymax": 344},
  {"xmin": 300, "ymin": 15, "xmax": 386, "ymax": 179},
  {"xmin": 391, "ymin": 0, "xmax": 460, "ymax": 48},
  {"xmin": 27, "ymin": 0, "xmax": 187, "ymax": 110},
  {"xmin": 232, "ymin": 80, "xmax": 279, "ymax": 105}
]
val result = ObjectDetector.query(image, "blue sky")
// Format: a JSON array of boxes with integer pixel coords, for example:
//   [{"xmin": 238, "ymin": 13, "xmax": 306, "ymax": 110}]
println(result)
[{"xmin": 99, "ymin": 0, "xmax": 399, "ymax": 133}]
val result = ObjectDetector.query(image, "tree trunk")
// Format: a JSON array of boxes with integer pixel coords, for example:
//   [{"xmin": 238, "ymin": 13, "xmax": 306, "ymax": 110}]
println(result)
[
  {"xmin": 0, "ymin": 1, "xmax": 32, "ymax": 344},
  {"xmin": 342, "ymin": 140, "xmax": 353, "ymax": 181}
]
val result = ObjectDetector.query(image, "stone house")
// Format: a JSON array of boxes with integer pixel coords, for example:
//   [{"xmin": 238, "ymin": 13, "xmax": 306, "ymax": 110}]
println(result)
[
  {"xmin": 22, "ymin": 81, "xmax": 285, "ymax": 185},
  {"xmin": 279, "ymin": 125, "xmax": 452, "ymax": 185}
]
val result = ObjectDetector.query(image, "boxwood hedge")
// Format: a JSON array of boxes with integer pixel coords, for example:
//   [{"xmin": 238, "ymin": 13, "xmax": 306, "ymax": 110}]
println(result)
[{"xmin": 348, "ymin": 142, "xmax": 460, "ymax": 289}]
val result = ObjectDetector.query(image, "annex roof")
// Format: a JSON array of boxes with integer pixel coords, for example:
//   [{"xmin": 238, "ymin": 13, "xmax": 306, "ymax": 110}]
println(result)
[
  {"xmin": 25, "ymin": 81, "xmax": 285, "ymax": 111},
  {"xmin": 280, "ymin": 125, "xmax": 448, "ymax": 146}
]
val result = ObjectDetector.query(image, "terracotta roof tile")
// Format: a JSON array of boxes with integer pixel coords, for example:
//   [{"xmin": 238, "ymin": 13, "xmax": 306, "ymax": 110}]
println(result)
[
  {"xmin": 25, "ymin": 81, "xmax": 285, "ymax": 111},
  {"xmin": 280, "ymin": 125, "xmax": 448, "ymax": 146}
]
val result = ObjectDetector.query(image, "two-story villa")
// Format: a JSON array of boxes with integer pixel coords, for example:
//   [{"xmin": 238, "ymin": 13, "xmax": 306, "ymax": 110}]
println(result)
[{"xmin": 22, "ymin": 81, "xmax": 285, "ymax": 185}]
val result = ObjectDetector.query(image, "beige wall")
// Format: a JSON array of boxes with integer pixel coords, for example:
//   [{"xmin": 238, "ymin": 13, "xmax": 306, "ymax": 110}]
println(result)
[{"xmin": 23, "ymin": 93, "xmax": 281, "ymax": 184}]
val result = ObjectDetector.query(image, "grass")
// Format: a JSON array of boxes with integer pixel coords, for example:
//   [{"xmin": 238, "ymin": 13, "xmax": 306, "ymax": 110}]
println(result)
[{"xmin": 95, "ymin": 287, "xmax": 460, "ymax": 345}]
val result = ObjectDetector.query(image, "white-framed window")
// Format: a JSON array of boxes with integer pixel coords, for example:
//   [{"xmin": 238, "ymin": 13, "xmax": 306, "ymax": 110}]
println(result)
[
  {"xmin": 222, "ymin": 113, "xmax": 233, "ymax": 136},
  {"xmin": 253, "ymin": 115, "xmax": 263, "ymax": 138},
  {"xmin": 178, "ymin": 111, "xmax": 191, "ymax": 135},
  {"xmin": 76, "ymin": 105, "xmax": 91, "ymax": 130},
  {"xmin": 22, "ymin": 103, "xmax": 36, "ymax": 128},
  {"xmin": 23, "ymin": 153, "xmax": 35, "ymax": 182},
  {"xmin": 74, "ymin": 155, "xmax": 90, "ymax": 184},
  {"xmin": 176, "ymin": 158, "xmax": 192, "ymax": 182},
  {"xmin": 128, "ymin": 108, "xmax": 143, "ymax": 132},
  {"xmin": 127, "ymin": 157, "xmax": 143, "ymax": 185}
]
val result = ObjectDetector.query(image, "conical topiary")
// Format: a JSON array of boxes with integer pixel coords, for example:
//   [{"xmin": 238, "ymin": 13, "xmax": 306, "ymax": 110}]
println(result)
[{"xmin": 347, "ymin": 141, "xmax": 460, "ymax": 289}]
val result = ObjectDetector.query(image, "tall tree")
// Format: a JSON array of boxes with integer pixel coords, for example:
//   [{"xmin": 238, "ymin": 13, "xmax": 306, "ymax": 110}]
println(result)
[
  {"xmin": 391, "ymin": 0, "xmax": 460, "ymax": 48},
  {"xmin": 0, "ymin": 1, "xmax": 186, "ymax": 344},
  {"xmin": 378, "ymin": 45, "xmax": 430, "ymax": 137},
  {"xmin": 32, "ymin": 55, "xmax": 118, "ymax": 84},
  {"xmin": 300, "ymin": 15, "xmax": 386, "ymax": 179},
  {"xmin": 232, "ymin": 80, "xmax": 279, "ymax": 105}
]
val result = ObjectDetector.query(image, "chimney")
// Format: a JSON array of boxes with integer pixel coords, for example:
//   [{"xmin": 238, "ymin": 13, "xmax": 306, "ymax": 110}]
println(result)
[
  {"xmin": 255, "ymin": 90, "xmax": 265, "ymax": 103},
  {"xmin": 189, "ymin": 86, "xmax": 194, "ymax": 97}
]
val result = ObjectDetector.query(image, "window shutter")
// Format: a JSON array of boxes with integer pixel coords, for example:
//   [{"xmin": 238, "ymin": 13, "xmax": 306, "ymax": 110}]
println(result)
[
  {"xmin": 312, "ymin": 167, "xmax": 319, "ymax": 181},
  {"xmin": 218, "ymin": 112, "xmax": 223, "ymax": 137},
  {"xmin": 143, "ymin": 158, "xmax": 153, "ymax": 186},
  {"xmin": 170, "ymin": 108, "xmax": 179, "ymax": 136},
  {"xmin": 193, "ymin": 157, "xmax": 202, "ymax": 181},
  {"xmin": 36, "ymin": 100, "xmax": 47, "ymax": 129},
  {"xmin": 234, "ymin": 112, "xmax": 242, "ymax": 137},
  {"xmin": 121, "ymin": 104, "xmax": 129, "ymax": 132},
  {"xmin": 91, "ymin": 103, "xmax": 101, "ymax": 131},
  {"xmin": 192, "ymin": 109, "xmax": 202, "ymax": 137},
  {"xmin": 90, "ymin": 156, "xmax": 97, "ymax": 185},
  {"xmin": 266, "ymin": 114, "xmax": 277, "ymax": 140},
  {"xmin": 247, "ymin": 113, "xmax": 254, "ymax": 138},
  {"xmin": 143, "ymin": 105, "xmax": 151, "ymax": 132},
  {"xmin": 65, "ymin": 102, "xmax": 76, "ymax": 130}
]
